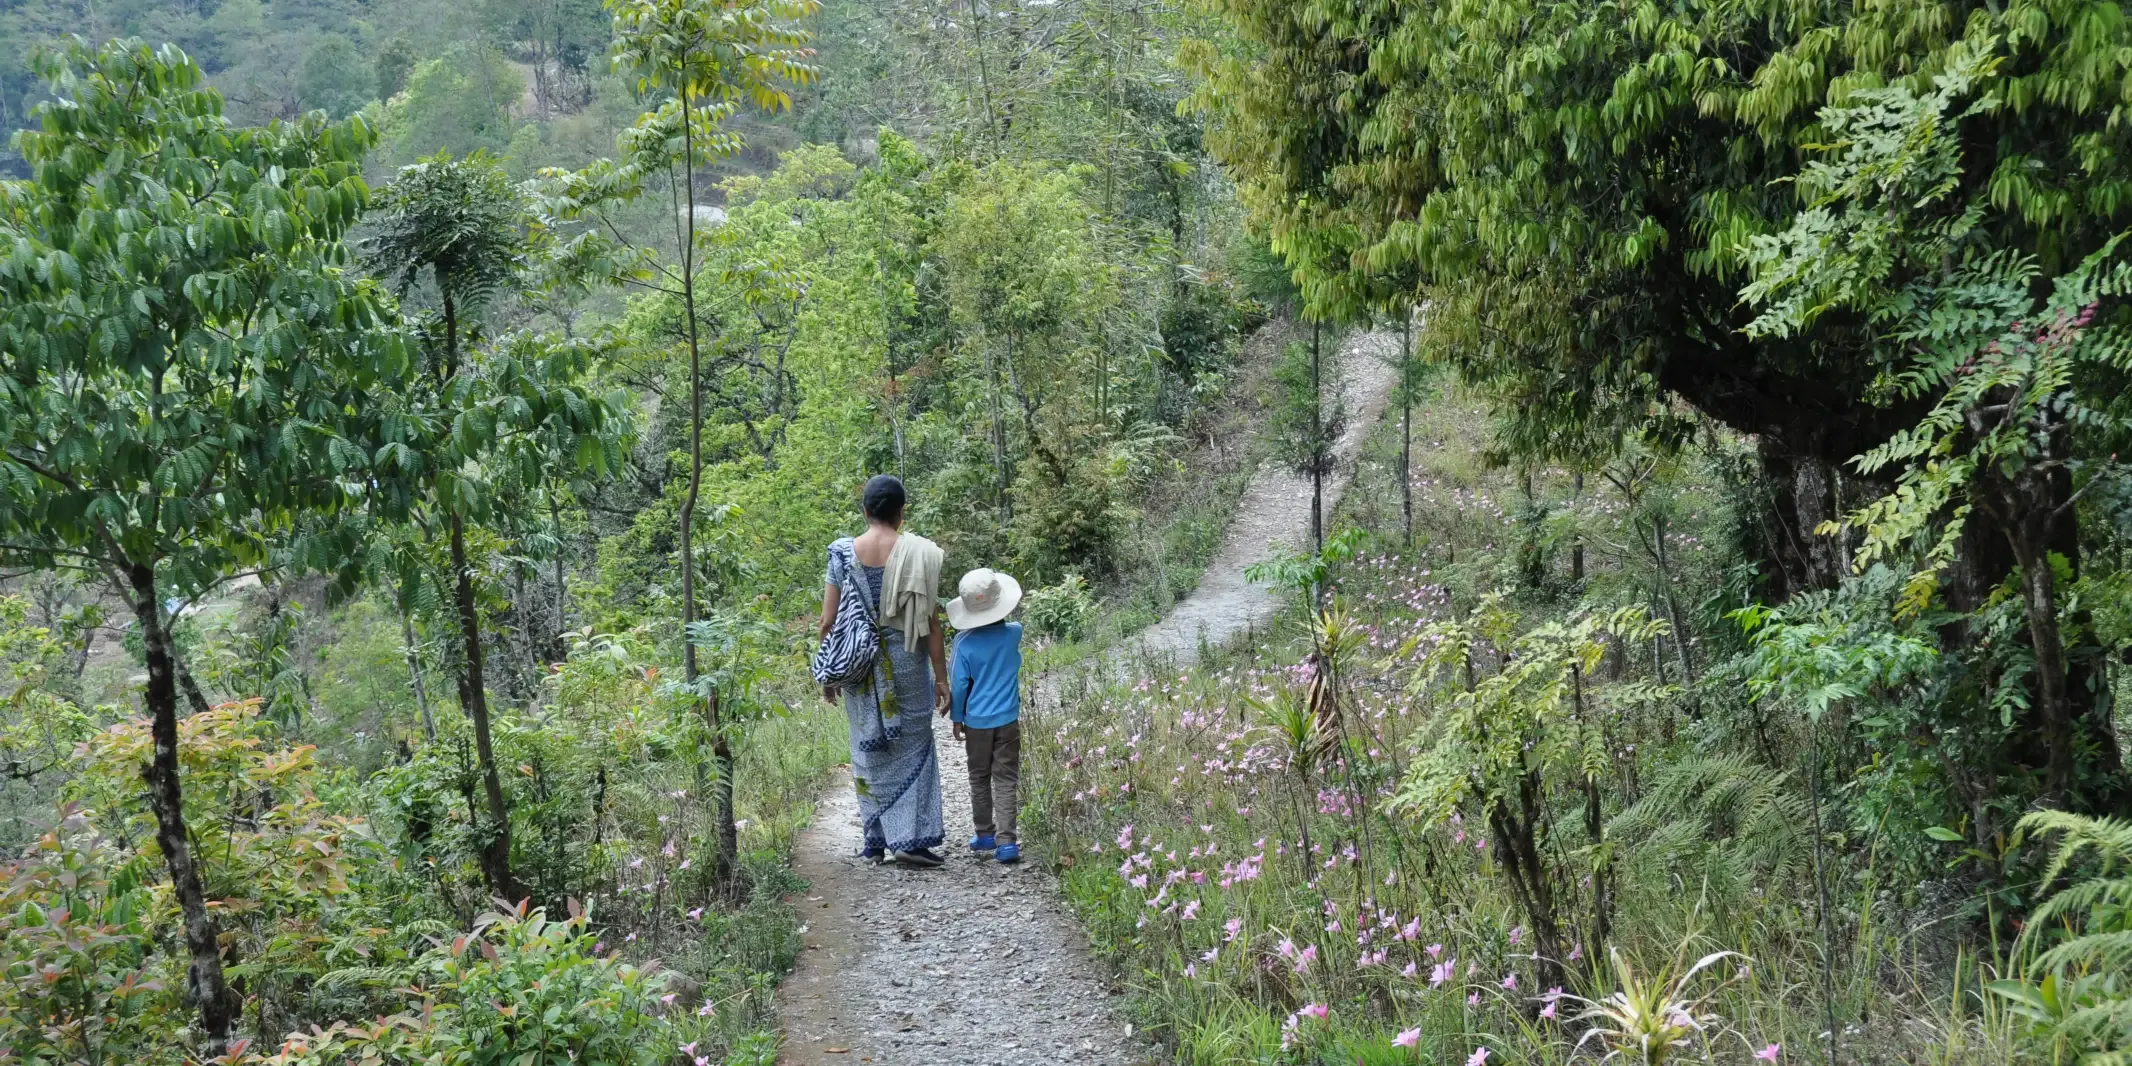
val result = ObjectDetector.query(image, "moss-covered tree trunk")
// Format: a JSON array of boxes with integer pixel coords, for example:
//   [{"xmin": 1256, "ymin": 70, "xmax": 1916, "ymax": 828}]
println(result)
[{"xmin": 128, "ymin": 564, "xmax": 241, "ymax": 1055}]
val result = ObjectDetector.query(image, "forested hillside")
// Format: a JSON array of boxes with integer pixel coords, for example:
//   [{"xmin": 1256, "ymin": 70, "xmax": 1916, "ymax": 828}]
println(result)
[{"xmin": 1, "ymin": 0, "xmax": 2131, "ymax": 1064}]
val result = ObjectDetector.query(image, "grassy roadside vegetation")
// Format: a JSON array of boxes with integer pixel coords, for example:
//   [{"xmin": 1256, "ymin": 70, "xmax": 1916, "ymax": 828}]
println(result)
[
  {"xmin": 1023, "ymin": 318, "xmax": 1299, "ymax": 674},
  {"xmin": 1022, "ymin": 370, "xmax": 2028, "ymax": 1065},
  {"xmin": 0, "ymin": 3, "xmax": 1269, "ymax": 1059}
]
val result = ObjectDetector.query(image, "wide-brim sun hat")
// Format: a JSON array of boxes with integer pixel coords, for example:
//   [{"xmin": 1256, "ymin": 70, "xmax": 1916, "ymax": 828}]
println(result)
[{"xmin": 946, "ymin": 567, "xmax": 1022, "ymax": 629}]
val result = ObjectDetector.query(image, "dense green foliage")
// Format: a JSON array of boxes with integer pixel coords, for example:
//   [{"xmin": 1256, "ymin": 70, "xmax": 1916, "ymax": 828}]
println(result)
[
  {"xmin": 1013, "ymin": 0, "xmax": 2132, "ymax": 1061},
  {"xmin": 4, "ymin": 0, "xmax": 2132, "ymax": 1062},
  {"xmin": 0, "ymin": 1, "xmax": 1264, "ymax": 1061}
]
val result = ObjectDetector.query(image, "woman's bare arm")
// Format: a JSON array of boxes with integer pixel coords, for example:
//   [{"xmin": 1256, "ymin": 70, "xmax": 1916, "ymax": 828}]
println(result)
[
  {"xmin": 928, "ymin": 607, "xmax": 950, "ymax": 714},
  {"xmin": 818, "ymin": 583, "xmax": 840, "ymax": 640}
]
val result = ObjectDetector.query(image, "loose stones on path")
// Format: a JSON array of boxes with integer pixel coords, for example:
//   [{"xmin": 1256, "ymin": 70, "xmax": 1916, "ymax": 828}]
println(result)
[{"xmin": 779, "ymin": 713, "xmax": 1152, "ymax": 1065}]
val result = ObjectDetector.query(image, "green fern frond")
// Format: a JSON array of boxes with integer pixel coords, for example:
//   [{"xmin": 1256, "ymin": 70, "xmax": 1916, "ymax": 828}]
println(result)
[
  {"xmin": 2038, "ymin": 931, "xmax": 2132, "ymax": 977},
  {"xmin": 1609, "ymin": 753, "xmax": 1810, "ymax": 895},
  {"xmin": 313, "ymin": 965, "xmax": 401, "ymax": 995},
  {"xmin": 397, "ymin": 918, "xmax": 457, "ymax": 940}
]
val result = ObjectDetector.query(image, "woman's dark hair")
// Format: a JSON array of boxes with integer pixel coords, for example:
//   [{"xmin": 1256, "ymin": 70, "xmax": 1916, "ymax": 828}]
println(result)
[{"xmin": 861, "ymin": 474, "xmax": 906, "ymax": 525}]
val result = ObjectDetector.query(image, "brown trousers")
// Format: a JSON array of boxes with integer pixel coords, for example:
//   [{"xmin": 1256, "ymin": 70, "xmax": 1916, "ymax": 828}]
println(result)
[{"xmin": 963, "ymin": 721, "xmax": 1021, "ymax": 844}]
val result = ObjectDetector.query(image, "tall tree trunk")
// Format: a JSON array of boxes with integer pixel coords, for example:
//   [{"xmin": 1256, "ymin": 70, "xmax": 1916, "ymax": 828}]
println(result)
[
  {"xmin": 876, "ymin": 256, "xmax": 909, "ymax": 476},
  {"xmin": 964, "ymin": 0, "xmax": 999, "ymax": 147},
  {"xmin": 1519, "ymin": 470, "xmax": 1545, "ymax": 590},
  {"xmin": 990, "ymin": 339, "xmax": 1010, "ymax": 527},
  {"xmin": 1309, "ymin": 321, "xmax": 1324, "ymax": 557},
  {"xmin": 402, "ymin": 600, "xmax": 436, "ymax": 741},
  {"xmin": 450, "ymin": 513, "xmax": 520, "ymax": 901},
  {"xmin": 1488, "ymin": 779, "xmax": 1568, "ymax": 994},
  {"xmin": 2016, "ymin": 542, "xmax": 2076, "ymax": 800},
  {"xmin": 436, "ymin": 286, "xmax": 520, "ymax": 902},
  {"xmin": 675, "ymin": 79, "xmax": 739, "ymax": 886},
  {"xmin": 710, "ymin": 688, "xmax": 737, "ymax": 884},
  {"xmin": 177, "ymin": 654, "xmax": 211, "ymax": 715},
  {"xmin": 1571, "ymin": 472, "xmax": 1586, "ymax": 583},
  {"xmin": 549, "ymin": 490, "xmax": 570, "ymax": 664},
  {"xmin": 1400, "ymin": 312, "xmax": 1413, "ymax": 552},
  {"xmin": 1941, "ymin": 458, "xmax": 2119, "ymax": 811},
  {"xmin": 1574, "ymin": 665, "xmax": 1610, "ymax": 964},
  {"xmin": 2002, "ymin": 473, "xmax": 2079, "ymax": 802},
  {"xmin": 128, "ymin": 563, "xmax": 240, "ymax": 1056},
  {"xmin": 1752, "ymin": 440, "xmax": 1840, "ymax": 601},
  {"xmin": 1652, "ymin": 511, "xmax": 1696, "ymax": 687},
  {"xmin": 1790, "ymin": 452, "xmax": 1845, "ymax": 590}
]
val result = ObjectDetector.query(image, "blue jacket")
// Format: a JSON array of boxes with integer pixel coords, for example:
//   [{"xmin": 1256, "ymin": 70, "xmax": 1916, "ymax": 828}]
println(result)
[{"xmin": 948, "ymin": 621, "xmax": 1023, "ymax": 730}]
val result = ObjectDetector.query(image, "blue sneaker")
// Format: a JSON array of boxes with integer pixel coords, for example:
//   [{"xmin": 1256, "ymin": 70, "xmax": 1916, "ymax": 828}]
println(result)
[
  {"xmin": 995, "ymin": 843, "xmax": 1021, "ymax": 864},
  {"xmin": 968, "ymin": 834, "xmax": 997, "ymax": 852}
]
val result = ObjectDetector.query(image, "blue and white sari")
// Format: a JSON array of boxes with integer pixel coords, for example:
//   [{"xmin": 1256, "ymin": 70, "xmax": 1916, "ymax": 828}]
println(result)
[{"xmin": 827, "ymin": 537, "xmax": 944, "ymax": 854}]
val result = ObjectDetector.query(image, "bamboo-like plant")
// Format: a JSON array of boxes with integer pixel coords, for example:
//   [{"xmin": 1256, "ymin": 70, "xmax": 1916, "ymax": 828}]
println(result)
[{"xmin": 1395, "ymin": 597, "xmax": 1670, "ymax": 992}]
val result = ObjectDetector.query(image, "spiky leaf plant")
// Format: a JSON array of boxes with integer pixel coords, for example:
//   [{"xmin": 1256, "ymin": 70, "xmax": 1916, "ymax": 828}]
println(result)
[{"xmin": 1568, "ymin": 947, "xmax": 1743, "ymax": 1066}]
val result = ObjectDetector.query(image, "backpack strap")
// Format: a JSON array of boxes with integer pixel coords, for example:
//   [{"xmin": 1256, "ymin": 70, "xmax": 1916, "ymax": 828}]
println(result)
[
  {"xmin": 834, "ymin": 541, "xmax": 888, "ymax": 661},
  {"xmin": 833, "ymin": 540, "xmax": 878, "ymax": 623}
]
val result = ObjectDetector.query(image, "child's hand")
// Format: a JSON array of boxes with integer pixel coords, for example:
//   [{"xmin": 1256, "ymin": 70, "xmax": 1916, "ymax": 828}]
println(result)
[
  {"xmin": 952, "ymin": 722, "xmax": 966, "ymax": 742},
  {"xmin": 822, "ymin": 685, "xmax": 839, "ymax": 705}
]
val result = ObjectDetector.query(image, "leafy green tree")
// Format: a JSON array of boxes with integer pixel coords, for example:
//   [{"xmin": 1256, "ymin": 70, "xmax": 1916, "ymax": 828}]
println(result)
[
  {"xmin": 936, "ymin": 161, "xmax": 1129, "ymax": 548},
  {"xmin": 387, "ymin": 46, "xmax": 526, "ymax": 164},
  {"xmin": 299, "ymin": 34, "xmax": 374, "ymax": 118},
  {"xmin": 1184, "ymin": 0, "xmax": 2132, "ymax": 582},
  {"xmin": 365, "ymin": 153, "xmax": 632, "ymax": 902},
  {"xmin": 376, "ymin": 35, "xmax": 420, "ymax": 101},
  {"xmin": 1396, "ymin": 597, "xmax": 1670, "ymax": 993},
  {"xmin": 0, "ymin": 38, "xmax": 404, "ymax": 1055},
  {"xmin": 1188, "ymin": 0, "xmax": 2132, "ymax": 807},
  {"xmin": 1741, "ymin": 41, "xmax": 2132, "ymax": 804},
  {"xmin": 543, "ymin": 0, "xmax": 816, "ymax": 886}
]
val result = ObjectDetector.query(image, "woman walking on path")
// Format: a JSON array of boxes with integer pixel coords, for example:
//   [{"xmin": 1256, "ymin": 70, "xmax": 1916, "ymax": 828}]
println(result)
[{"xmin": 819, "ymin": 475, "xmax": 951, "ymax": 866}]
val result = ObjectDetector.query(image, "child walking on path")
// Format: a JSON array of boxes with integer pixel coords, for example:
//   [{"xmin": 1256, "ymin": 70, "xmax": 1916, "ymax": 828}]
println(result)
[{"xmin": 946, "ymin": 567, "xmax": 1025, "ymax": 864}]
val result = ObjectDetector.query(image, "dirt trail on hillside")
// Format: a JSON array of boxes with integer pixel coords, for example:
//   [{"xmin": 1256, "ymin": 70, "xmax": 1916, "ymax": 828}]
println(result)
[
  {"xmin": 775, "ymin": 328, "xmax": 1402, "ymax": 1066},
  {"xmin": 1122, "ymin": 329, "xmax": 1400, "ymax": 666}
]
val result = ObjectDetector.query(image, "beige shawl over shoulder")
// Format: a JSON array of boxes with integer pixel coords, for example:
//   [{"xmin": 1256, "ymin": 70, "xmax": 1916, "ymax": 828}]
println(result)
[{"xmin": 882, "ymin": 533, "xmax": 944, "ymax": 652}]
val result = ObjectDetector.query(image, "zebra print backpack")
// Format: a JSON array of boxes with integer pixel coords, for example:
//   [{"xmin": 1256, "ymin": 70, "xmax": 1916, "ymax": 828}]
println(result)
[{"xmin": 811, "ymin": 543, "xmax": 882, "ymax": 687}]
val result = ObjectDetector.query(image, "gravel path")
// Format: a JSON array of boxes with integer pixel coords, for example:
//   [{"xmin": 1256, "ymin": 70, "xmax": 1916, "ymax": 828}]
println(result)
[
  {"xmin": 775, "ymin": 327, "xmax": 1402, "ymax": 1066},
  {"xmin": 1124, "ymin": 327, "xmax": 1401, "ymax": 666}
]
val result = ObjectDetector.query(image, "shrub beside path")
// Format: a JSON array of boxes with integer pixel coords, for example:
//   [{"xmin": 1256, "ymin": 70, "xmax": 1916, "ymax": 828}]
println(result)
[{"xmin": 775, "ymin": 328, "xmax": 1402, "ymax": 1066}]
